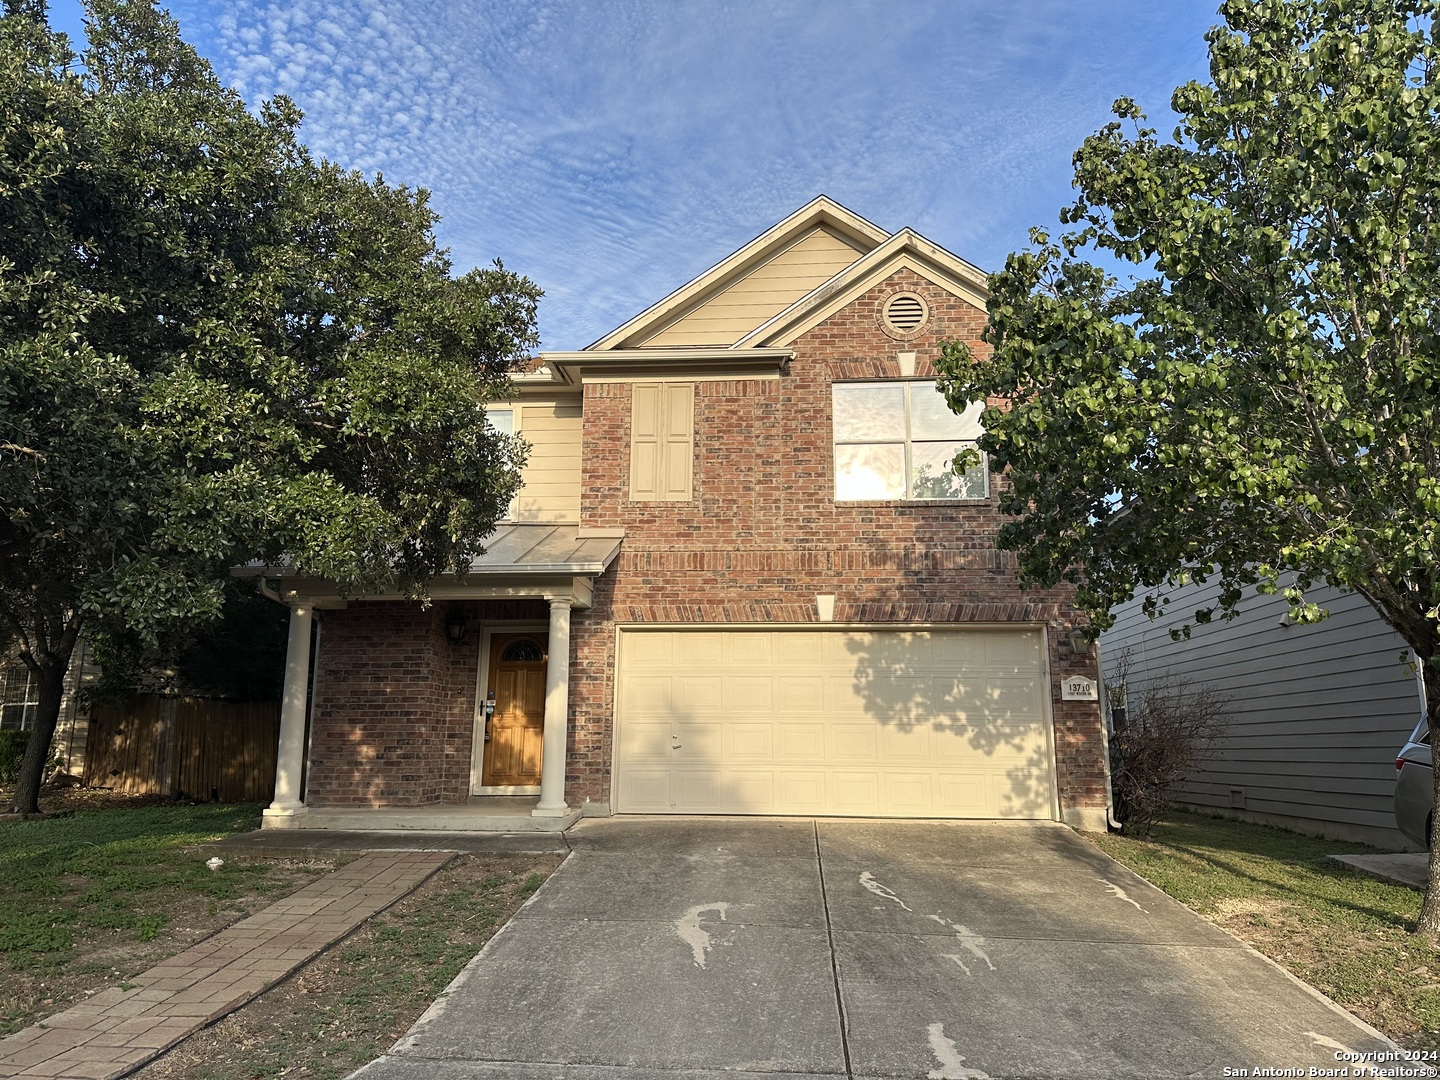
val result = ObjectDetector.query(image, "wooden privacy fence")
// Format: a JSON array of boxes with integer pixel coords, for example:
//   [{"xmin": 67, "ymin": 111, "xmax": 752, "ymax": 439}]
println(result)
[{"xmin": 83, "ymin": 695, "xmax": 280, "ymax": 803}]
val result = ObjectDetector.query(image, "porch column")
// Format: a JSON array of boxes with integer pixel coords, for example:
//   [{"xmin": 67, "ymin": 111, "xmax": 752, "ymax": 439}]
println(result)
[
  {"xmin": 534, "ymin": 597, "xmax": 572, "ymax": 816},
  {"xmin": 265, "ymin": 602, "xmax": 312, "ymax": 818}
]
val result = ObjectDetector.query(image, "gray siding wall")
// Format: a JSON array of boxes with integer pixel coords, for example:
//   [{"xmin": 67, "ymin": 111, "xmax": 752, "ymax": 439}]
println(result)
[{"xmin": 1101, "ymin": 578, "xmax": 1424, "ymax": 849}]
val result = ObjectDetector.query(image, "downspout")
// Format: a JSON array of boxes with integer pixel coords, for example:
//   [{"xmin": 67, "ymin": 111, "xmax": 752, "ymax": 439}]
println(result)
[{"xmin": 1095, "ymin": 636, "xmax": 1124, "ymax": 833}]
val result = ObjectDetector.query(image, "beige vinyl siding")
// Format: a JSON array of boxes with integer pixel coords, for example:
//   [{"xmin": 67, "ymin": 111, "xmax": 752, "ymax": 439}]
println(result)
[
  {"xmin": 509, "ymin": 399, "xmax": 582, "ymax": 523},
  {"xmin": 643, "ymin": 228, "xmax": 866, "ymax": 347},
  {"xmin": 1101, "ymin": 578, "xmax": 1423, "ymax": 847},
  {"xmin": 630, "ymin": 383, "xmax": 693, "ymax": 501}
]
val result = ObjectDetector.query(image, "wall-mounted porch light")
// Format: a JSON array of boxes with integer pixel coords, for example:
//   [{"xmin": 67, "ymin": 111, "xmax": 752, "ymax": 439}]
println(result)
[{"xmin": 445, "ymin": 611, "xmax": 470, "ymax": 645}]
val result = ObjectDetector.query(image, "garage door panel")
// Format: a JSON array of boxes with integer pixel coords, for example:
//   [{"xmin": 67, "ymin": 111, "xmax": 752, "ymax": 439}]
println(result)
[
  {"xmin": 622, "ymin": 676, "xmax": 674, "ymax": 715},
  {"xmin": 614, "ymin": 628, "xmax": 1054, "ymax": 819},
  {"xmin": 778, "ymin": 633, "xmax": 823, "ymax": 664},
  {"xmin": 778, "ymin": 677, "xmax": 824, "ymax": 711},
  {"xmin": 730, "ymin": 771, "xmax": 775, "ymax": 811},
  {"xmin": 682, "ymin": 722, "xmax": 724, "ymax": 759},
  {"xmin": 675, "ymin": 676, "xmax": 722, "ymax": 716},
  {"xmin": 776, "ymin": 772, "xmax": 827, "ymax": 811},
  {"xmin": 884, "ymin": 773, "xmax": 934, "ymax": 813},
  {"xmin": 987, "ymin": 632, "xmax": 1044, "ymax": 670},
  {"xmin": 623, "ymin": 770, "xmax": 673, "ymax": 812},
  {"xmin": 675, "ymin": 634, "xmax": 722, "ymax": 665},
  {"xmin": 724, "ymin": 676, "xmax": 775, "ymax": 713},
  {"xmin": 727, "ymin": 723, "xmax": 775, "ymax": 760},
  {"xmin": 866, "ymin": 677, "xmax": 930, "ymax": 723},
  {"xmin": 725, "ymin": 634, "xmax": 772, "ymax": 664},
  {"xmin": 779, "ymin": 724, "xmax": 825, "ymax": 760},
  {"xmin": 617, "ymin": 720, "xmax": 672, "ymax": 762},
  {"xmin": 830, "ymin": 772, "xmax": 881, "ymax": 814},
  {"xmin": 675, "ymin": 770, "xmax": 727, "ymax": 810},
  {"xmin": 936, "ymin": 773, "xmax": 995, "ymax": 815},
  {"xmin": 626, "ymin": 634, "xmax": 673, "ymax": 667},
  {"xmin": 827, "ymin": 724, "xmax": 878, "ymax": 761},
  {"xmin": 879, "ymin": 725, "xmax": 932, "ymax": 760}
]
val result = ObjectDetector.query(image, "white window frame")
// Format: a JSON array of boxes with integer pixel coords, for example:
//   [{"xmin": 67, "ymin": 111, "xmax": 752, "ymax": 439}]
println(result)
[
  {"xmin": 1, "ymin": 661, "xmax": 40, "ymax": 731},
  {"xmin": 832, "ymin": 378, "xmax": 988, "ymax": 502},
  {"xmin": 487, "ymin": 405, "xmax": 520, "ymax": 521}
]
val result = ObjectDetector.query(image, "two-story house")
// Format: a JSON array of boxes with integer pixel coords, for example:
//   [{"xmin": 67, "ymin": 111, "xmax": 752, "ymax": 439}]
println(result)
[{"xmin": 245, "ymin": 197, "xmax": 1110, "ymax": 832}]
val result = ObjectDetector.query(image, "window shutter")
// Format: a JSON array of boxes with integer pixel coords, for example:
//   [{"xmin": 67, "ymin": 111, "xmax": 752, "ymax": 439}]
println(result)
[
  {"xmin": 661, "ymin": 382, "xmax": 693, "ymax": 501},
  {"xmin": 630, "ymin": 383, "xmax": 663, "ymax": 500}
]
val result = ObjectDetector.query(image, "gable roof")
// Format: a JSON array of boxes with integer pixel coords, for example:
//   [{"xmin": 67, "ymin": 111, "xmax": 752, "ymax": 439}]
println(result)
[
  {"xmin": 586, "ymin": 196, "xmax": 889, "ymax": 351},
  {"xmin": 732, "ymin": 226, "xmax": 990, "ymax": 348}
]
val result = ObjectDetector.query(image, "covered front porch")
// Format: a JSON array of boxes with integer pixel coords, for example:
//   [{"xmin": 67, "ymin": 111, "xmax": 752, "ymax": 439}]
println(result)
[{"xmin": 236, "ymin": 525, "xmax": 622, "ymax": 832}]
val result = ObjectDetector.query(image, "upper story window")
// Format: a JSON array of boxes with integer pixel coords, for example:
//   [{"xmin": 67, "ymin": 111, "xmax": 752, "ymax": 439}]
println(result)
[
  {"xmin": 487, "ymin": 407, "xmax": 517, "ymax": 519},
  {"xmin": 833, "ymin": 379, "xmax": 987, "ymax": 501},
  {"xmin": 630, "ymin": 382, "xmax": 694, "ymax": 502},
  {"xmin": 487, "ymin": 408, "xmax": 514, "ymax": 436}
]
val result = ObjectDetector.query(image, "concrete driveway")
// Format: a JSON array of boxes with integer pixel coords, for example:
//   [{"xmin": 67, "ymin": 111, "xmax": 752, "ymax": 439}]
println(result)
[{"xmin": 353, "ymin": 818, "xmax": 1393, "ymax": 1080}]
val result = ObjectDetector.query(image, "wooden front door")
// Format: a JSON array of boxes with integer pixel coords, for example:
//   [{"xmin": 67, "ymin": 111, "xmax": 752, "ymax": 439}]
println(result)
[{"xmin": 481, "ymin": 634, "xmax": 547, "ymax": 787}]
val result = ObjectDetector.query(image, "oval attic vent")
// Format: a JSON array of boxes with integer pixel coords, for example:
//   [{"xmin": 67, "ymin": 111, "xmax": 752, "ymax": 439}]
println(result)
[{"xmin": 884, "ymin": 294, "xmax": 926, "ymax": 333}]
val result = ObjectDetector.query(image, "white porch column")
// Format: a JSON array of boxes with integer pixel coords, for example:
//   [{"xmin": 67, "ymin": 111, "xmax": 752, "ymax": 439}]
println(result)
[
  {"xmin": 264, "ymin": 602, "xmax": 313, "ymax": 819},
  {"xmin": 534, "ymin": 597, "xmax": 572, "ymax": 816}
]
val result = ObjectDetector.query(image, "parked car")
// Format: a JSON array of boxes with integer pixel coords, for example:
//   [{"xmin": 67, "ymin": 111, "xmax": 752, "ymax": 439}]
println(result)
[{"xmin": 1396, "ymin": 719, "xmax": 1433, "ymax": 849}]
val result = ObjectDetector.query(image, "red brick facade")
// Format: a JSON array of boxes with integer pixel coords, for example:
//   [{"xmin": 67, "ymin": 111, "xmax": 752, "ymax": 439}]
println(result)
[{"xmin": 303, "ymin": 267, "xmax": 1108, "ymax": 820}]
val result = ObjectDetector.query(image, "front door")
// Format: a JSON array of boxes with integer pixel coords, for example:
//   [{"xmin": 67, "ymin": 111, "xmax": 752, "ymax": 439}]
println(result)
[{"xmin": 481, "ymin": 634, "xmax": 547, "ymax": 787}]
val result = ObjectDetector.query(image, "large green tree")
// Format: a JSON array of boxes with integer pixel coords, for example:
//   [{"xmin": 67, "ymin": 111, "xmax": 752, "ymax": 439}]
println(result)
[
  {"xmin": 937, "ymin": 0, "xmax": 1440, "ymax": 930},
  {"xmin": 1, "ymin": 1, "xmax": 538, "ymax": 814}
]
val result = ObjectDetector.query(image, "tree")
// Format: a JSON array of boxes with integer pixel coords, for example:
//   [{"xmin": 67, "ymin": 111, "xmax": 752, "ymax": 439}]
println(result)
[
  {"xmin": 936, "ymin": 0, "xmax": 1440, "ymax": 931},
  {"xmin": 0, "ymin": 1, "xmax": 539, "ymax": 814}
]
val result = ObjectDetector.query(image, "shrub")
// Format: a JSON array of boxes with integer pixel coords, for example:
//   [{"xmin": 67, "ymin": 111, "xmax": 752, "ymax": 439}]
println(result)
[
  {"xmin": 0, "ymin": 731, "xmax": 29, "ymax": 786},
  {"xmin": 1108, "ymin": 654, "xmax": 1229, "ymax": 839}
]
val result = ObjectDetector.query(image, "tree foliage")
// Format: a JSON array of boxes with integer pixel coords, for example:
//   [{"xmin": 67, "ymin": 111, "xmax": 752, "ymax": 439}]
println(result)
[
  {"xmin": 936, "ymin": 0, "xmax": 1440, "ymax": 926},
  {"xmin": 0, "ymin": 1, "xmax": 539, "ymax": 812}
]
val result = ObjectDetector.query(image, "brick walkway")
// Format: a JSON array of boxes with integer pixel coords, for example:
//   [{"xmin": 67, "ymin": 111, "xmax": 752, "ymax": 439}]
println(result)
[{"xmin": 0, "ymin": 851, "xmax": 453, "ymax": 1080}]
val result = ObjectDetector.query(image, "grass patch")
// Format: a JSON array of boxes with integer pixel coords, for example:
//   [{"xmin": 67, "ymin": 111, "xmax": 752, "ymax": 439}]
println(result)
[
  {"xmin": 0, "ymin": 795, "xmax": 333, "ymax": 1035},
  {"xmin": 133, "ymin": 852, "xmax": 563, "ymax": 1080},
  {"xmin": 1089, "ymin": 811, "xmax": 1440, "ymax": 1050}
]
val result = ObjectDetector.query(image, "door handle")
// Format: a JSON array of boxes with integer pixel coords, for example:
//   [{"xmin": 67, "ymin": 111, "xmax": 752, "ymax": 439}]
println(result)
[{"xmin": 671, "ymin": 734, "xmax": 682, "ymax": 750}]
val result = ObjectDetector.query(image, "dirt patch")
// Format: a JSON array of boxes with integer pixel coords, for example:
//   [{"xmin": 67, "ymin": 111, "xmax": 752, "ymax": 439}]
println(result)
[
  {"xmin": 134, "ymin": 852, "xmax": 563, "ymax": 1080},
  {"xmin": 6, "ymin": 855, "xmax": 336, "ymax": 1035},
  {"xmin": 2, "ymin": 794, "xmax": 338, "ymax": 1036}
]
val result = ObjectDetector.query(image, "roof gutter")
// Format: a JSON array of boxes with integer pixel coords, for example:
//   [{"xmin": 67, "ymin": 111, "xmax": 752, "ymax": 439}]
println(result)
[{"xmin": 540, "ymin": 347, "xmax": 793, "ymax": 382}]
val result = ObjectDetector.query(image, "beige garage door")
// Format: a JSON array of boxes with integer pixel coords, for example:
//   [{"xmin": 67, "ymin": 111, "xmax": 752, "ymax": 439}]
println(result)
[{"xmin": 614, "ymin": 628, "xmax": 1055, "ymax": 818}]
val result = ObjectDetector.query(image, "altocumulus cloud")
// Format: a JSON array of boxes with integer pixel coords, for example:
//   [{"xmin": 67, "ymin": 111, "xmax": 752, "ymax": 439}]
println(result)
[{"xmin": 159, "ymin": 0, "xmax": 1216, "ymax": 348}]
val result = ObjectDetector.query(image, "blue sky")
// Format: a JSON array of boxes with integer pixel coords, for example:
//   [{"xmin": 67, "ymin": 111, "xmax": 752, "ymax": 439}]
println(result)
[{"xmin": 50, "ymin": 1, "xmax": 1222, "ymax": 349}]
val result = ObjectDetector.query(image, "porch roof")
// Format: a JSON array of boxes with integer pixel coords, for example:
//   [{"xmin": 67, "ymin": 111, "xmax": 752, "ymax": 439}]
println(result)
[
  {"xmin": 231, "ymin": 525, "xmax": 623, "ymax": 609},
  {"xmin": 470, "ymin": 524, "xmax": 623, "ymax": 575}
]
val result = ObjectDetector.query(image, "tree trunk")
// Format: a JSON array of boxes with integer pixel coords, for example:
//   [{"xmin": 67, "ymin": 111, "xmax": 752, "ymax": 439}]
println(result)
[
  {"xmin": 6, "ymin": 655, "xmax": 71, "ymax": 815},
  {"xmin": 1414, "ymin": 658, "xmax": 1440, "ymax": 937}
]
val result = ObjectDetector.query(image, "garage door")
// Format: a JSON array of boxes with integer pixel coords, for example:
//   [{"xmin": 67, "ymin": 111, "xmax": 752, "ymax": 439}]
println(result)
[{"xmin": 613, "ymin": 628, "xmax": 1055, "ymax": 818}]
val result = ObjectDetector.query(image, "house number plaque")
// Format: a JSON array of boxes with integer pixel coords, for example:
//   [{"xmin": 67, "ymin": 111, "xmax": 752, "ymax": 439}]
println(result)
[{"xmin": 1060, "ymin": 675, "xmax": 1098, "ymax": 701}]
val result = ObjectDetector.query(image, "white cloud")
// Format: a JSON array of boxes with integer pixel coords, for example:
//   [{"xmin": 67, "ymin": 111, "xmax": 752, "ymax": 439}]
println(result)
[{"xmin": 161, "ymin": 0, "xmax": 1217, "ymax": 348}]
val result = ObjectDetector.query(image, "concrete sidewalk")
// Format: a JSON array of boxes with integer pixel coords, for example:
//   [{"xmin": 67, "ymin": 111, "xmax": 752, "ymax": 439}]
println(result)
[
  {"xmin": 0, "ymin": 851, "xmax": 451, "ymax": 1080},
  {"xmin": 352, "ymin": 818, "xmax": 1395, "ymax": 1080}
]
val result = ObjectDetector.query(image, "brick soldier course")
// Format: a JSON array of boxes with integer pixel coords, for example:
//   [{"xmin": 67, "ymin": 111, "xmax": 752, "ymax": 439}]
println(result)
[{"xmin": 0, "ymin": 852, "xmax": 450, "ymax": 1080}]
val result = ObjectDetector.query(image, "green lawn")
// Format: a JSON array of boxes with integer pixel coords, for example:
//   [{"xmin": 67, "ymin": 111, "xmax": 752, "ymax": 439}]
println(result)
[
  {"xmin": 1089, "ymin": 811, "xmax": 1440, "ymax": 1049},
  {"xmin": 0, "ymin": 802, "xmax": 332, "ymax": 1035}
]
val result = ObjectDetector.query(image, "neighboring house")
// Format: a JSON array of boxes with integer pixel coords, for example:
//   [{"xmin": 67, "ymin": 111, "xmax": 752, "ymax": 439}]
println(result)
[
  {"xmin": 1102, "ymin": 577, "xmax": 1425, "ymax": 848},
  {"xmin": 242, "ymin": 196, "xmax": 1109, "ymax": 832},
  {"xmin": 1, "ymin": 642, "xmax": 96, "ymax": 779}
]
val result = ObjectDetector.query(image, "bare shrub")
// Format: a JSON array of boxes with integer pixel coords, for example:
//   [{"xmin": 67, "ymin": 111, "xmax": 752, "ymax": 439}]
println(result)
[{"xmin": 1107, "ymin": 651, "xmax": 1229, "ymax": 838}]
